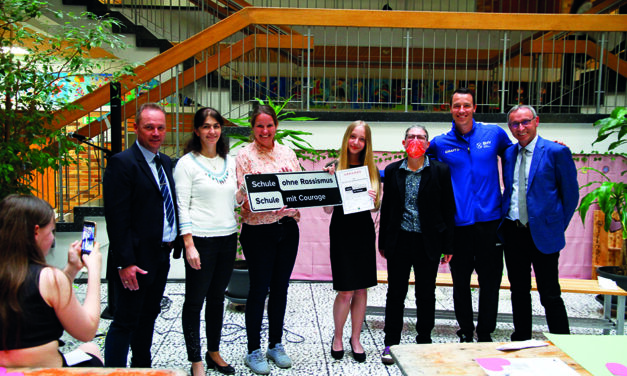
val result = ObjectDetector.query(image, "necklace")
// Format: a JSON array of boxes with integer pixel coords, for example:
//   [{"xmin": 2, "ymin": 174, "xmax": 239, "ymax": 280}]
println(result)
[
  {"xmin": 205, "ymin": 156, "xmax": 221, "ymax": 170},
  {"xmin": 192, "ymin": 153, "xmax": 229, "ymax": 184}
]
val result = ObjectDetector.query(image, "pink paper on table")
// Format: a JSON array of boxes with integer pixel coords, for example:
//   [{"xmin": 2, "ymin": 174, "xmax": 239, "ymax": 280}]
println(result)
[
  {"xmin": 607, "ymin": 362, "xmax": 627, "ymax": 376},
  {"xmin": 475, "ymin": 358, "xmax": 511, "ymax": 371}
]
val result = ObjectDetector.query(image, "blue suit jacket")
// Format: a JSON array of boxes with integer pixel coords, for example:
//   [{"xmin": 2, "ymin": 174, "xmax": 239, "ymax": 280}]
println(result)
[{"xmin": 500, "ymin": 136, "xmax": 579, "ymax": 254}]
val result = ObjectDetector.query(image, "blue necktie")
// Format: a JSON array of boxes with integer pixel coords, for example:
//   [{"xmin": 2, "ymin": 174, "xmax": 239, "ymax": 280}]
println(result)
[{"xmin": 154, "ymin": 154, "xmax": 175, "ymax": 228}]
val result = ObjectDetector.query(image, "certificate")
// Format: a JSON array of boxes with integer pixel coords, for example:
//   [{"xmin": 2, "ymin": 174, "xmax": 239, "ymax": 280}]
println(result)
[{"xmin": 335, "ymin": 166, "xmax": 374, "ymax": 214}]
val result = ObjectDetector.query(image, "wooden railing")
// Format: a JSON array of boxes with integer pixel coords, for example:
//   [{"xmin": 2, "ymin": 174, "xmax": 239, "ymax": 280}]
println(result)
[
  {"xmin": 44, "ymin": 7, "xmax": 627, "ymax": 215},
  {"xmin": 53, "ymin": 7, "xmax": 627, "ymax": 132}
]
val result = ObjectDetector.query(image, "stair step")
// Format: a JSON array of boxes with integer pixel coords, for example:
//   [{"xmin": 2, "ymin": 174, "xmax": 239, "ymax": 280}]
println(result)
[{"xmin": 57, "ymin": 204, "xmax": 105, "ymax": 232}]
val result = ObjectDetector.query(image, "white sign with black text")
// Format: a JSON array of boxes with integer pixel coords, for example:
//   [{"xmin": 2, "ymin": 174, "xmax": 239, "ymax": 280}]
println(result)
[{"xmin": 245, "ymin": 171, "xmax": 342, "ymax": 212}]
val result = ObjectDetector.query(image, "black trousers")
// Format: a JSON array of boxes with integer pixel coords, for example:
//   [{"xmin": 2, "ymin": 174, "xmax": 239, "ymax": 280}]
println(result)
[
  {"xmin": 239, "ymin": 218, "xmax": 299, "ymax": 353},
  {"xmin": 182, "ymin": 234, "xmax": 237, "ymax": 362},
  {"xmin": 384, "ymin": 231, "xmax": 440, "ymax": 346},
  {"xmin": 503, "ymin": 219, "xmax": 570, "ymax": 340},
  {"xmin": 104, "ymin": 246, "xmax": 171, "ymax": 367},
  {"xmin": 449, "ymin": 220, "xmax": 502, "ymax": 338}
]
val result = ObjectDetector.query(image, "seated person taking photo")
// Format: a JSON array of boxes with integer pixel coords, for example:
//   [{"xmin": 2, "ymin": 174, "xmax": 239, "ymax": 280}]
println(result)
[{"xmin": 0, "ymin": 195, "xmax": 103, "ymax": 367}]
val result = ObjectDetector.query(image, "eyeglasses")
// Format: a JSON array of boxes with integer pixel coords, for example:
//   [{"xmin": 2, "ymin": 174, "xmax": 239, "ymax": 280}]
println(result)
[
  {"xmin": 508, "ymin": 118, "xmax": 535, "ymax": 128},
  {"xmin": 406, "ymin": 135, "xmax": 428, "ymax": 141}
]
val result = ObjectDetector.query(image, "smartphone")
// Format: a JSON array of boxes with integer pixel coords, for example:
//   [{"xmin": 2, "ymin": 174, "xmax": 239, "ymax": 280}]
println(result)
[{"xmin": 81, "ymin": 221, "xmax": 96, "ymax": 255}]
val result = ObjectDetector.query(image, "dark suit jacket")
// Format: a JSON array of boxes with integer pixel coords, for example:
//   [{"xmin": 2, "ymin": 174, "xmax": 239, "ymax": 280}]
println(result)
[
  {"xmin": 378, "ymin": 158, "xmax": 456, "ymax": 261},
  {"xmin": 103, "ymin": 143, "xmax": 180, "ymax": 273},
  {"xmin": 500, "ymin": 136, "xmax": 579, "ymax": 254}
]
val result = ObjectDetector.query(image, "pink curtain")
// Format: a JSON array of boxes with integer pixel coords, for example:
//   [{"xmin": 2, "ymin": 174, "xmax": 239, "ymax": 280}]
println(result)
[{"xmin": 290, "ymin": 153, "xmax": 624, "ymax": 281}]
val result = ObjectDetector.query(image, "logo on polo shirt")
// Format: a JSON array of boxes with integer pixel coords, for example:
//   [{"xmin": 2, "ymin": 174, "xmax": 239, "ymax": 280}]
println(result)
[
  {"xmin": 445, "ymin": 148, "xmax": 462, "ymax": 154},
  {"xmin": 476, "ymin": 141, "xmax": 492, "ymax": 149}
]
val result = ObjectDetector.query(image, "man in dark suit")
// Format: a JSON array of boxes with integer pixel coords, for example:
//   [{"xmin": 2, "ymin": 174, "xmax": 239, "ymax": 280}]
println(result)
[
  {"xmin": 500, "ymin": 104, "xmax": 579, "ymax": 341},
  {"xmin": 378, "ymin": 125, "xmax": 456, "ymax": 365},
  {"xmin": 103, "ymin": 103, "xmax": 179, "ymax": 367}
]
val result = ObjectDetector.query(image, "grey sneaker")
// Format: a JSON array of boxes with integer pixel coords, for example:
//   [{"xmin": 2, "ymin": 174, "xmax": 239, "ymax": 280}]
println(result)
[
  {"xmin": 245, "ymin": 349, "xmax": 270, "ymax": 375},
  {"xmin": 266, "ymin": 343, "xmax": 292, "ymax": 368},
  {"xmin": 381, "ymin": 346, "xmax": 394, "ymax": 365}
]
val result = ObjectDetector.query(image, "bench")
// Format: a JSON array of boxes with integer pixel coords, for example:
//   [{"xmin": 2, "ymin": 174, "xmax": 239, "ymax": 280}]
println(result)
[{"xmin": 367, "ymin": 271, "xmax": 627, "ymax": 335}]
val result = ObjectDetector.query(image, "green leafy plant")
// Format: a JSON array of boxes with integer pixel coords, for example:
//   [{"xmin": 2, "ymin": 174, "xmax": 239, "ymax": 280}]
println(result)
[
  {"xmin": 591, "ymin": 107, "xmax": 627, "ymax": 154},
  {"xmin": 227, "ymin": 96, "xmax": 320, "ymax": 163},
  {"xmin": 0, "ymin": 0, "xmax": 134, "ymax": 199},
  {"xmin": 577, "ymin": 107, "xmax": 627, "ymax": 271},
  {"xmin": 228, "ymin": 95, "xmax": 319, "ymax": 262}
]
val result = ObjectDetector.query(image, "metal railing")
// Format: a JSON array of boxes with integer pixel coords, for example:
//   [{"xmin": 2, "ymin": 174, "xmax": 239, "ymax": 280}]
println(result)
[{"xmin": 40, "ymin": 5, "xmax": 627, "ymax": 217}]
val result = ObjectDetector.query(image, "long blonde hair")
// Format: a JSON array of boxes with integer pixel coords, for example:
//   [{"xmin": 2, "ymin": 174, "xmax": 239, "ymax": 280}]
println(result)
[{"xmin": 337, "ymin": 121, "xmax": 381, "ymax": 209}]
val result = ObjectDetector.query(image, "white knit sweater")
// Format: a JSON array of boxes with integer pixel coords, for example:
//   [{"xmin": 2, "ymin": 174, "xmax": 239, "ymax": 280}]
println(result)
[{"xmin": 173, "ymin": 152, "xmax": 238, "ymax": 238}]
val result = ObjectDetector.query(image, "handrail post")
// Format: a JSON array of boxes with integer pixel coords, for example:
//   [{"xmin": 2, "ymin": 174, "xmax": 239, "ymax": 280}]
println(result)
[
  {"xmin": 175, "ymin": 65, "xmax": 181, "ymax": 157},
  {"xmin": 110, "ymin": 82, "xmax": 122, "ymax": 155},
  {"xmin": 306, "ymin": 27, "xmax": 311, "ymax": 111},
  {"xmin": 596, "ymin": 32, "xmax": 607, "ymax": 114},
  {"xmin": 57, "ymin": 140, "xmax": 64, "ymax": 222},
  {"xmin": 500, "ymin": 31, "xmax": 508, "ymax": 113},
  {"xmin": 404, "ymin": 29, "xmax": 411, "ymax": 113}
]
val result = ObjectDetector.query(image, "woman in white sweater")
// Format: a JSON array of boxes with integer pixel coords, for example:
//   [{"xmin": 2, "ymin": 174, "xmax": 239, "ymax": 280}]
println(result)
[{"xmin": 174, "ymin": 107, "xmax": 244, "ymax": 376}]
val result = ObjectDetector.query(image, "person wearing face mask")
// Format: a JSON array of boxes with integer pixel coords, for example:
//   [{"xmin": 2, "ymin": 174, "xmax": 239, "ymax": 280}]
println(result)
[
  {"xmin": 323, "ymin": 121, "xmax": 380, "ymax": 363},
  {"xmin": 378, "ymin": 125, "xmax": 456, "ymax": 365}
]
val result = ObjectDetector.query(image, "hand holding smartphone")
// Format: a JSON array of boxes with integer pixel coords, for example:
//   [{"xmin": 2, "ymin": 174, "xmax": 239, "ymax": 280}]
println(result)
[{"xmin": 81, "ymin": 221, "xmax": 96, "ymax": 255}]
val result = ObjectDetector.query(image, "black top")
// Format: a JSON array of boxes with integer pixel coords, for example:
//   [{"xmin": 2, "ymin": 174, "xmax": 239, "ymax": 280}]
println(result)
[{"xmin": 0, "ymin": 264, "xmax": 63, "ymax": 350}]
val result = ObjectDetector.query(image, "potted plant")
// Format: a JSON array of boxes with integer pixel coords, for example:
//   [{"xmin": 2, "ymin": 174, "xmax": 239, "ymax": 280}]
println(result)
[
  {"xmin": 224, "ymin": 96, "xmax": 318, "ymax": 307},
  {"xmin": 0, "ymin": 0, "xmax": 133, "ymax": 200},
  {"xmin": 578, "ymin": 107, "xmax": 627, "ymax": 290},
  {"xmin": 226, "ymin": 96, "xmax": 320, "ymax": 162}
]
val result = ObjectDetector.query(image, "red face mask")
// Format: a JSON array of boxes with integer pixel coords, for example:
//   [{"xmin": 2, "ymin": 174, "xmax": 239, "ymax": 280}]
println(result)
[{"xmin": 406, "ymin": 139, "xmax": 426, "ymax": 159}]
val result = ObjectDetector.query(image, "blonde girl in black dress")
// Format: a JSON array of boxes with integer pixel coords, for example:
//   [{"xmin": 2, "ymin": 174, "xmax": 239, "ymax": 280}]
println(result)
[{"xmin": 324, "ymin": 121, "xmax": 380, "ymax": 362}]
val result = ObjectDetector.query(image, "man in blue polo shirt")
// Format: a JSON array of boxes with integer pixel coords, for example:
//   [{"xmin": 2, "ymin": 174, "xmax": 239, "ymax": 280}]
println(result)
[{"xmin": 427, "ymin": 88, "xmax": 512, "ymax": 342}]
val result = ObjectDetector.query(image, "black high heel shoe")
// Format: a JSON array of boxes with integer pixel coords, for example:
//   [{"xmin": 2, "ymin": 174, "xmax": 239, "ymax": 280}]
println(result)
[
  {"xmin": 206, "ymin": 352, "xmax": 235, "ymax": 375},
  {"xmin": 349, "ymin": 337, "xmax": 366, "ymax": 363},
  {"xmin": 331, "ymin": 335, "xmax": 344, "ymax": 360}
]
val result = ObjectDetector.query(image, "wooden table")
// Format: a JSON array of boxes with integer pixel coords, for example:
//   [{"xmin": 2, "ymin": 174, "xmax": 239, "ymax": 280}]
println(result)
[{"xmin": 390, "ymin": 342, "xmax": 592, "ymax": 376}]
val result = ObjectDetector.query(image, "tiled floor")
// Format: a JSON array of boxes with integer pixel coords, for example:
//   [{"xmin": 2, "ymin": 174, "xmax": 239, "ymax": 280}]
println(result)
[{"xmin": 65, "ymin": 280, "xmax": 624, "ymax": 375}]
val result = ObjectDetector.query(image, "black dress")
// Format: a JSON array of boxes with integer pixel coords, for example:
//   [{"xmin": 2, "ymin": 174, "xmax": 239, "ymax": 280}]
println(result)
[{"xmin": 329, "ymin": 166, "xmax": 378, "ymax": 291}]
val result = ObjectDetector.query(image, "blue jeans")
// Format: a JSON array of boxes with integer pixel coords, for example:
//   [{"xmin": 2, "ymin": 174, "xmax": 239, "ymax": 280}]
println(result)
[
  {"xmin": 239, "ymin": 218, "xmax": 299, "ymax": 353},
  {"xmin": 182, "ymin": 234, "xmax": 236, "ymax": 362}
]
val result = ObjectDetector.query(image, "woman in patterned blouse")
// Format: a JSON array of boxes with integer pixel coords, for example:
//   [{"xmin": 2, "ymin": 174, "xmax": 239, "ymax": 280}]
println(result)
[{"xmin": 236, "ymin": 105, "xmax": 300, "ymax": 375}]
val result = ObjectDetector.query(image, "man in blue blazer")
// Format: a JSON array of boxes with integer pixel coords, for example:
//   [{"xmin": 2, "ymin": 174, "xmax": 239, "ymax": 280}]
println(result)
[
  {"xmin": 500, "ymin": 104, "xmax": 579, "ymax": 341},
  {"xmin": 103, "ymin": 103, "xmax": 180, "ymax": 366}
]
